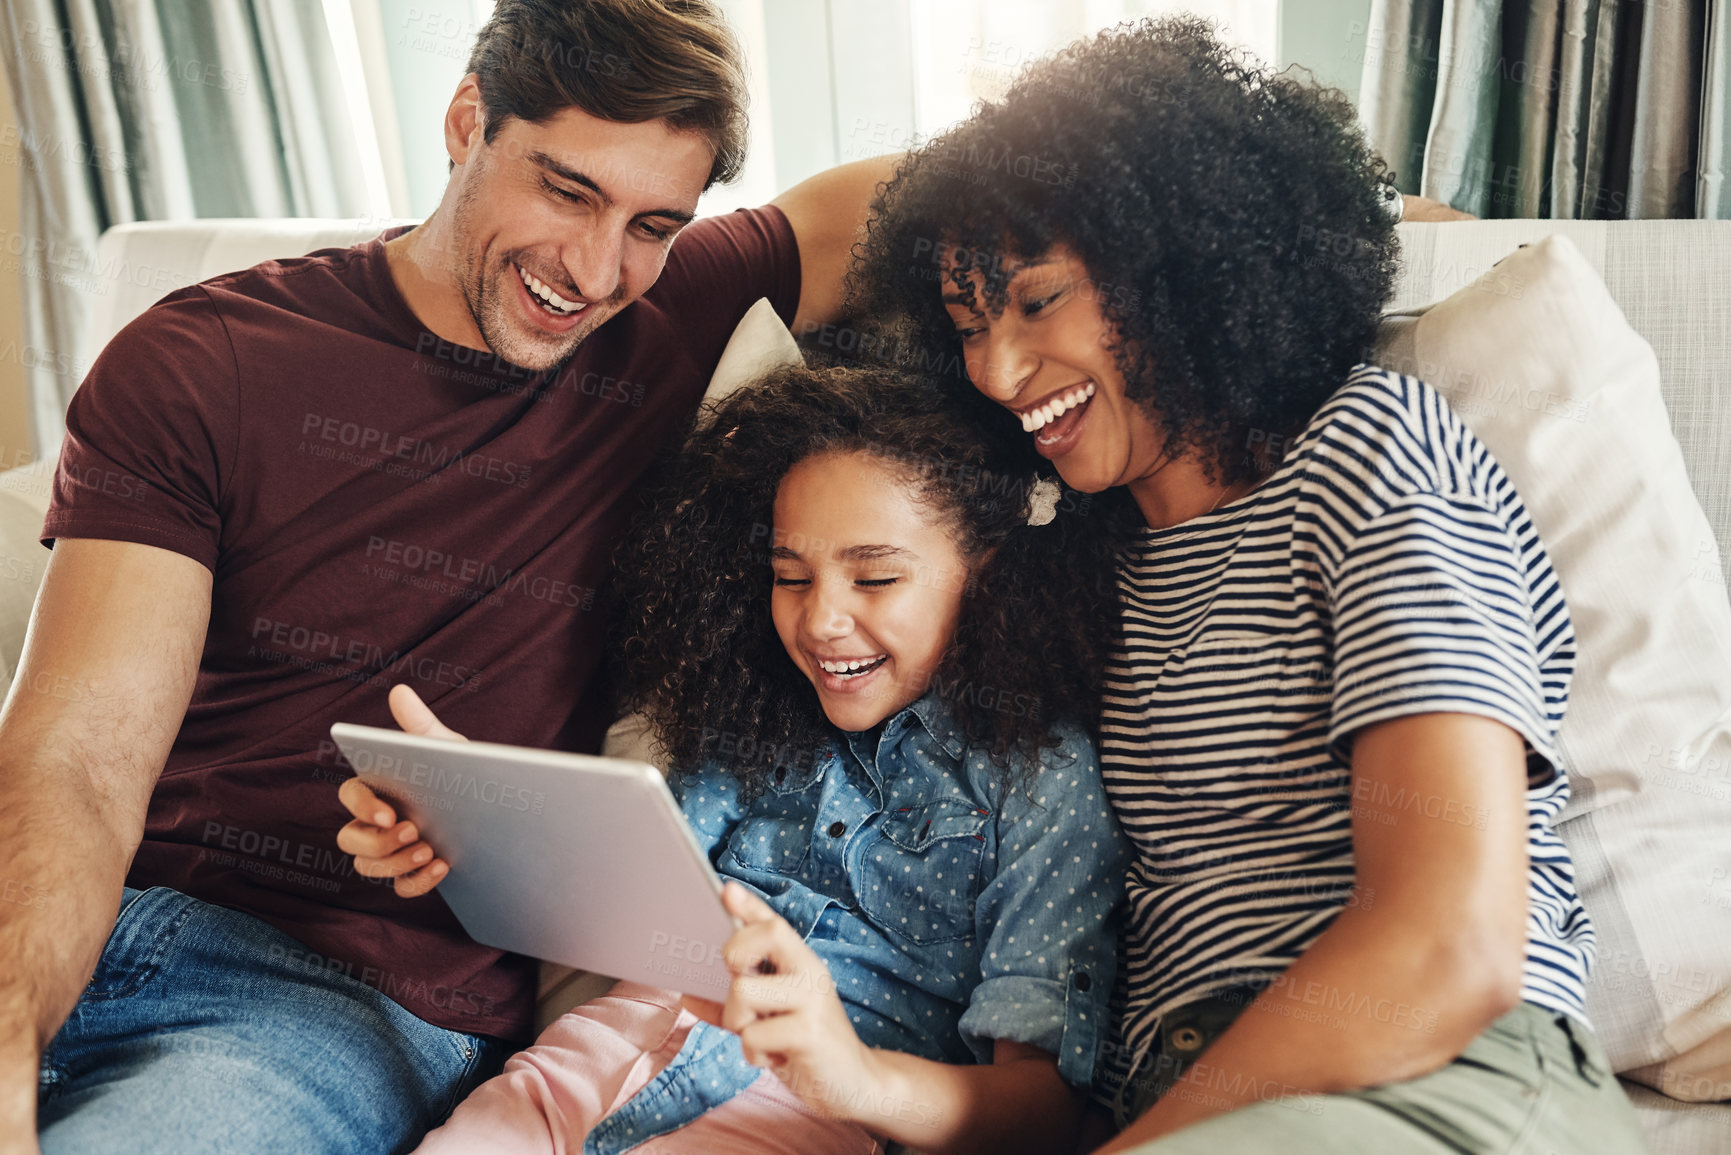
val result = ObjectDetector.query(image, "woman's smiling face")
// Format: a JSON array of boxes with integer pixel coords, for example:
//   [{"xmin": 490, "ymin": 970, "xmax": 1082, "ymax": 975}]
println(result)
[
  {"xmin": 942, "ymin": 245, "xmax": 1169, "ymax": 495},
  {"xmin": 769, "ymin": 450, "xmax": 975, "ymax": 733}
]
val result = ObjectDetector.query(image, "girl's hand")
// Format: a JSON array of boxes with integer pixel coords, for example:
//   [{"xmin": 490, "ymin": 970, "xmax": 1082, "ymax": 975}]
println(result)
[
  {"xmin": 333, "ymin": 685, "xmax": 461, "ymax": 898},
  {"xmin": 718, "ymin": 882, "xmax": 880, "ymax": 1119}
]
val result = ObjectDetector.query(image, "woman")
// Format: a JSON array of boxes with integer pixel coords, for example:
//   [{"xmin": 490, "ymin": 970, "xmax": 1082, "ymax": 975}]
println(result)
[{"xmin": 850, "ymin": 17, "xmax": 1648, "ymax": 1154}]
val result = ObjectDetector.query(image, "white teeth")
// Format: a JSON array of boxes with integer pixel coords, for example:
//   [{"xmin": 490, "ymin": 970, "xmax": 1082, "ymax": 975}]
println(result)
[
  {"xmin": 1020, "ymin": 382, "xmax": 1096, "ymax": 433},
  {"xmin": 818, "ymin": 656, "xmax": 884, "ymax": 676},
  {"xmin": 518, "ymin": 265, "xmax": 582, "ymax": 315}
]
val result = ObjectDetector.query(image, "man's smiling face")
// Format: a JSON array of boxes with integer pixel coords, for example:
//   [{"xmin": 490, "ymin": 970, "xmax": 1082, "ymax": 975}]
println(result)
[{"xmin": 445, "ymin": 96, "xmax": 714, "ymax": 370}]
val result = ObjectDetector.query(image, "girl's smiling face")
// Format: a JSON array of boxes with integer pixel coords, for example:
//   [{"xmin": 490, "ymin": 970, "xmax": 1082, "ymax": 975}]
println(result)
[{"xmin": 770, "ymin": 450, "xmax": 976, "ymax": 733}]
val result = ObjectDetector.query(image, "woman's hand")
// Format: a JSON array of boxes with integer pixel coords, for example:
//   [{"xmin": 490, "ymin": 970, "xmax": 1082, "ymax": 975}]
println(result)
[
  {"xmin": 333, "ymin": 685, "xmax": 462, "ymax": 898},
  {"xmin": 718, "ymin": 882, "xmax": 880, "ymax": 1119}
]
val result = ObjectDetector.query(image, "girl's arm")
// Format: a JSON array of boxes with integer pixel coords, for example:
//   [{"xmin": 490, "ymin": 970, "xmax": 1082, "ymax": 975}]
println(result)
[
  {"xmin": 1096, "ymin": 711, "xmax": 1530, "ymax": 1152},
  {"xmin": 854, "ymin": 1038, "xmax": 1079, "ymax": 1155},
  {"xmin": 717, "ymin": 884, "xmax": 1082, "ymax": 1155}
]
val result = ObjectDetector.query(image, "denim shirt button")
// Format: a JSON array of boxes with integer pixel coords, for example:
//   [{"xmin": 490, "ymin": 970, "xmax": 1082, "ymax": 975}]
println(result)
[
  {"xmin": 827, "ymin": 821, "xmax": 846, "ymax": 837},
  {"xmin": 1073, "ymin": 971, "xmax": 1092, "ymax": 992}
]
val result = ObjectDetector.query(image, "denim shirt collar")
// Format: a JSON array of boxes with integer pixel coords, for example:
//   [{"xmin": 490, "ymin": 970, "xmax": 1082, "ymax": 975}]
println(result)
[
  {"xmin": 905, "ymin": 692, "xmax": 968, "ymax": 760},
  {"xmin": 842, "ymin": 692, "xmax": 967, "ymax": 783}
]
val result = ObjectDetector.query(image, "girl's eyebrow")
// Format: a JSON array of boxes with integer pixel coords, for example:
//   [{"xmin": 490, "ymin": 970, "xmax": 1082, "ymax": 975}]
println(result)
[
  {"xmin": 767, "ymin": 544, "xmax": 915, "ymax": 561},
  {"xmin": 840, "ymin": 545, "xmax": 915, "ymax": 561}
]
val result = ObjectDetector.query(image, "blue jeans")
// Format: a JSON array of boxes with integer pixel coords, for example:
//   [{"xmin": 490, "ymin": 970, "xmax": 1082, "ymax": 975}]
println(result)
[{"xmin": 36, "ymin": 886, "xmax": 511, "ymax": 1154}]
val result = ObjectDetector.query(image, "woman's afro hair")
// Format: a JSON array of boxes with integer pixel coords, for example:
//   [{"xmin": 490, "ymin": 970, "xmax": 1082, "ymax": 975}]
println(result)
[{"xmin": 848, "ymin": 16, "xmax": 1400, "ymax": 484}]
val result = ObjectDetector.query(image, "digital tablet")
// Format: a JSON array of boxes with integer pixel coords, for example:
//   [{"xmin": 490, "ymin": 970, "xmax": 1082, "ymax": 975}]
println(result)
[{"xmin": 329, "ymin": 723, "xmax": 736, "ymax": 1000}]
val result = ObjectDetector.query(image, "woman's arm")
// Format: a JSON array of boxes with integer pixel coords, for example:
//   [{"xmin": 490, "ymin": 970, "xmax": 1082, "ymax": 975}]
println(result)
[
  {"xmin": 717, "ymin": 884, "xmax": 1082, "ymax": 1155},
  {"xmin": 1096, "ymin": 711, "xmax": 1530, "ymax": 1151}
]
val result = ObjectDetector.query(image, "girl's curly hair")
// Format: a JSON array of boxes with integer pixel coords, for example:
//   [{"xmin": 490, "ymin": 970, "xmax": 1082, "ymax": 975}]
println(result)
[
  {"xmin": 846, "ymin": 17, "xmax": 1400, "ymax": 486},
  {"xmin": 611, "ymin": 363, "xmax": 1127, "ymax": 798}
]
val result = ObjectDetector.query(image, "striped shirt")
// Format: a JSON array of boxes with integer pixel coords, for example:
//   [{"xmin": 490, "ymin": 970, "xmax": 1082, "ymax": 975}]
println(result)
[{"xmin": 1096, "ymin": 366, "xmax": 1594, "ymax": 1100}]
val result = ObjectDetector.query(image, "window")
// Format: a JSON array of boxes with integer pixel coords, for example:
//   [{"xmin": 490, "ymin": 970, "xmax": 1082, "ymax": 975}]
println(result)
[
  {"xmin": 706, "ymin": 0, "xmax": 1277, "ymax": 214},
  {"xmin": 340, "ymin": 1, "xmax": 1278, "ymax": 219}
]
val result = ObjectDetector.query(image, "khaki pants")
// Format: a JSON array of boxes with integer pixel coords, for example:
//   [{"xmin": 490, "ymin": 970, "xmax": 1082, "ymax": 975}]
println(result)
[{"xmin": 1114, "ymin": 1000, "xmax": 1650, "ymax": 1154}]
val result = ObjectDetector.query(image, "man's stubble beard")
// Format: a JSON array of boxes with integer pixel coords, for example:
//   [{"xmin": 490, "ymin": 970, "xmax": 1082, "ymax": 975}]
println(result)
[{"xmin": 449, "ymin": 174, "xmax": 610, "ymax": 373}]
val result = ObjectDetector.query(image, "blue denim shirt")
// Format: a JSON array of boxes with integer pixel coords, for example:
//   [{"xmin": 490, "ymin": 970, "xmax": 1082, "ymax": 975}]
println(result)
[{"xmin": 582, "ymin": 694, "xmax": 1128, "ymax": 1154}]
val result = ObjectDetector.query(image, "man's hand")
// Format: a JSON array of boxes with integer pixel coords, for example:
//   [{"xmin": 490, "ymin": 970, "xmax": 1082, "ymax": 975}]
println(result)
[
  {"xmin": 1402, "ymin": 194, "xmax": 1478, "ymax": 222},
  {"xmin": 717, "ymin": 882, "xmax": 879, "ymax": 1119},
  {"xmin": 333, "ymin": 686, "xmax": 460, "ymax": 898}
]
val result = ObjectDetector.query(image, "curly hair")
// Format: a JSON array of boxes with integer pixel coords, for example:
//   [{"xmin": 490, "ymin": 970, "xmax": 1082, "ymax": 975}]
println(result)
[
  {"xmin": 847, "ymin": 17, "xmax": 1400, "ymax": 486},
  {"xmin": 611, "ymin": 364, "xmax": 1127, "ymax": 799}
]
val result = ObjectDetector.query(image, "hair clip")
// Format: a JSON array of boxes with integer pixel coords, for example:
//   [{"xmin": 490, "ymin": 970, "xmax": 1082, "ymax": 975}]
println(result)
[{"xmin": 1027, "ymin": 476, "xmax": 1060, "ymax": 526}]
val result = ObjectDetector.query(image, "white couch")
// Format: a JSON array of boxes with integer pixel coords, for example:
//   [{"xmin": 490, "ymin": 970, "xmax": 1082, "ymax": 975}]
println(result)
[{"xmin": 1, "ymin": 217, "xmax": 1728, "ymax": 1153}]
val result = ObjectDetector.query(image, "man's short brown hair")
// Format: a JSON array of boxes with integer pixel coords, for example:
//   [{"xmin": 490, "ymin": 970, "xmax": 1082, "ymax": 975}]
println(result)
[{"xmin": 466, "ymin": 0, "xmax": 748, "ymax": 188}]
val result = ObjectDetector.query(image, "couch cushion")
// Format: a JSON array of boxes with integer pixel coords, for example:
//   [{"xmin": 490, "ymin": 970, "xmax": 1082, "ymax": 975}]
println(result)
[
  {"xmin": 83, "ymin": 219, "xmax": 415, "ymax": 368},
  {"xmin": 1622, "ymin": 1080, "xmax": 1731, "ymax": 1155},
  {"xmin": 1377, "ymin": 234, "xmax": 1731, "ymax": 1102},
  {"xmin": 1391, "ymin": 220, "xmax": 1731, "ymax": 592},
  {"xmin": 0, "ymin": 467, "xmax": 53, "ymax": 703}
]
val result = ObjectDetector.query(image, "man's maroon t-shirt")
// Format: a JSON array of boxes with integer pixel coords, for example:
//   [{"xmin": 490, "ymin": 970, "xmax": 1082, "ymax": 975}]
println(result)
[{"xmin": 42, "ymin": 208, "xmax": 801, "ymax": 1041}]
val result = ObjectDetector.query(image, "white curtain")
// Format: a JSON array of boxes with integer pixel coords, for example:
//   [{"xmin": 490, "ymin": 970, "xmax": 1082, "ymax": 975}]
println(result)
[
  {"xmin": 911, "ymin": 0, "xmax": 1276, "ymax": 136},
  {"xmin": 704, "ymin": 0, "xmax": 1277, "ymax": 215},
  {"xmin": 0, "ymin": 0, "xmax": 387, "ymax": 452}
]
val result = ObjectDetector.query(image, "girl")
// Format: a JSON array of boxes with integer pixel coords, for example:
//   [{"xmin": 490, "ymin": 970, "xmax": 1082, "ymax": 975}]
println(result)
[
  {"xmin": 850, "ymin": 16, "xmax": 1649, "ymax": 1155},
  {"xmin": 336, "ymin": 365, "xmax": 1131, "ymax": 1155}
]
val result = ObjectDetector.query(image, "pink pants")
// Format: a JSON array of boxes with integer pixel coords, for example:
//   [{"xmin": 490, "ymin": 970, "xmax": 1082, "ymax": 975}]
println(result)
[{"xmin": 412, "ymin": 981, "xmax": 884, "ymax": 1155}]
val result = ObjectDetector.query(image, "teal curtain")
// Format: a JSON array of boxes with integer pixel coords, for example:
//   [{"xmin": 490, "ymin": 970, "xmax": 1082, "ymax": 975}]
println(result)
[
  {"xmin": 0, "ymin": 0, "xmax": 375, "ymax": 452},
  {"xmin": 1705, "ymin": 0, "xmax": 1731, "ymax": 218},
  {"xmin": 1358, "ymin": 0, "xmax": 1724, "ymax": 221}
]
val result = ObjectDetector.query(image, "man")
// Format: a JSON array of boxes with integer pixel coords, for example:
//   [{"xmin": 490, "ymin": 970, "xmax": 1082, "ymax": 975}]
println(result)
[{"xmin": 0, "ymin": 2, "xmax": 891, "ymax": 1152}]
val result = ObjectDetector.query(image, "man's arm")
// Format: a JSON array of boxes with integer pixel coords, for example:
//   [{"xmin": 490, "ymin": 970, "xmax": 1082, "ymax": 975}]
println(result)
[
  {"xmin": 0, "ymin": 539, "xmax": 210, "ymax": 1152},
  {"xmin": 1402, "ymin": 194, "xmax": 1477, "ymax": 221},
  {"xmin": 771, "ymin": 154, "xmax": 903, "ymax": 335}
]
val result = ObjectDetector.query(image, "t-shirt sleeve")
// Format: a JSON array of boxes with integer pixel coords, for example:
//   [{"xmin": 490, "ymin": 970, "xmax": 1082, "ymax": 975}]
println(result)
[
  {"xmin": 650, "ymin": 204, "xmax": 802, "ymax": 335},
  {"xmin": 42, "ymin": 288, "xmax": 237, "ymax": 572},
  {"xmin": 958, "ymin": 730, "xmax": 1130, "ymax": 1086},
  {"xmin": 1325, "ymin": 492, "xmax": 1564, "ymax": 775}
]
